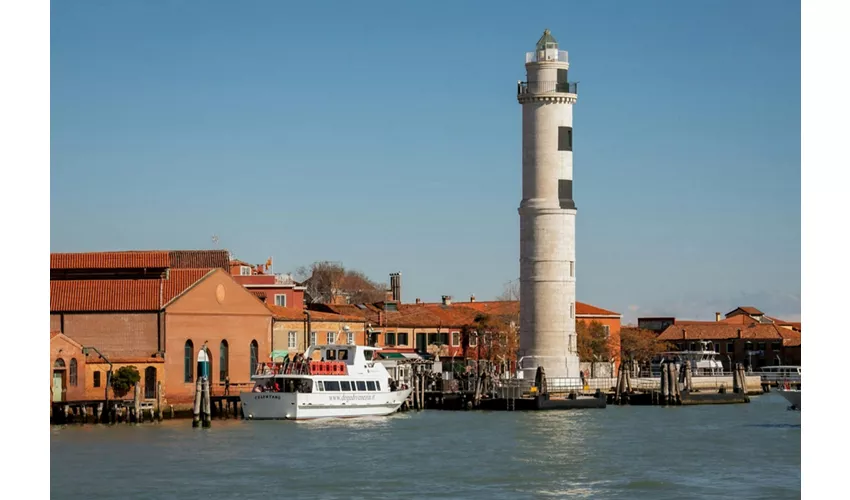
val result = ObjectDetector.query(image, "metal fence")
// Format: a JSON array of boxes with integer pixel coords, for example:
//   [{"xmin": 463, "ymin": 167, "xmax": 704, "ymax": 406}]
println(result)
[{"xmin": 517, "ymin": 81, "xmax": 578, "ymax": 96}]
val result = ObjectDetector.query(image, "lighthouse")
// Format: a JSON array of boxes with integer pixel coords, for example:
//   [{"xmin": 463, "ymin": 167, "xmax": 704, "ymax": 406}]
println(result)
[{"xmin": 517, "ymin": 30, "xmax": 580, "ymax": 380}]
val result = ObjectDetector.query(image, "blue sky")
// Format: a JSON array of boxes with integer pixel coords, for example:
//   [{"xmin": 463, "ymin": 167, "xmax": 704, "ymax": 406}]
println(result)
[{"xmin": 50, "ymin": 1, "xmax": 801, "ymax": 323}]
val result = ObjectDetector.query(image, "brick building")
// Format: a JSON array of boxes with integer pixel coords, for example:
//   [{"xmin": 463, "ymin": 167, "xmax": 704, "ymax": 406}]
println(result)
[
  {"xmin": 49, "ymin": 250, "xmax": 272, "ymax": 406},
  {"xmin": 230, "ymin": 259, "xmax": 306, "ymax": 309}
]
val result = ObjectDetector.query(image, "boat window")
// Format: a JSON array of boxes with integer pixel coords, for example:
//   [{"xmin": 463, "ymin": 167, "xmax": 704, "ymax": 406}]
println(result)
[
  {"xmin": 364, "ymin": 350, "xmax": 374, "ymax": 361},
  {"xmin": 317, "ymin": 381, "xmax": 324, "ymax": 391},
  {"xmin": 324, "ymin": 381, "xmax": 341, "ymax": 391},
  {"xmin": 356, "ymin": 381, "xmax": 367, "ymax": 391},
  {"xmin": 326, "ymin": 350, "xmax": 336, "ymax": 361},
  {"xmin": 341, "ymin": 381, "xmax": 352, "ymax": 391},
  {"xmin": 338, "ymin": 349, "xmax": 349, "ymax": 361},
  {"xmin": 376, "ymin": 381, "xmax": 381, "ymax": 391},
  {"xmin": 366, "ymin": 381, "xmax": 376, "ymax": 391}
]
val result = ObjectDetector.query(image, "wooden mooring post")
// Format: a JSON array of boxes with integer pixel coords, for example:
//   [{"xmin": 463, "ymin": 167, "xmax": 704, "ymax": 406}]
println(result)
[
  {"xmin": 192, "ymin": 378, "xmax": 202, "ymax": 428},
  {"xmin": 202, "ymin": 378, "xmax": 212, "ymax": 428},
  {"xmin": 133, "ymin": 383, "xmax": 141, "ymax": 423},
  {"xmin": 156, "ymin": 381, "xmax": 163, "ymax": 421}
]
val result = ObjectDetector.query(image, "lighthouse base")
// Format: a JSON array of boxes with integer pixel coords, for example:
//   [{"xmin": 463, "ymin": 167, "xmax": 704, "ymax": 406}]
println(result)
[{"xmin": 518, "ymin": 354, "xmax": 581, "ymax": 380}]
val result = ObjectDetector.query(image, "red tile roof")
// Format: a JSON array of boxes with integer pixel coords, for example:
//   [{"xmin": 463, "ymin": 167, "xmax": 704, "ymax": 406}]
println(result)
[
  {"xmin": 726, "ymin": 306, "xmax": 764, "ymax": 316},
  {"xmin": 420, "ymin": 300, "xmax": 620, "ymax": 317},
  {"xmin": 268, "ymin": 305, "xmax": 365, "ymax": 322},
  {"xmin": 51, "ymin": 280, "xmax": 162, "ymax": 312},
  {"xmin": 168, "ymin": 250, "xmax": 229, "ymax": 270},
  {"xmin": 51, "ymin": 268, "xmax": 219, "ymax": 312},
  {"xmin": 50, "ymin": 249, "xmax": 229, "ymax": 270},
  {"xmin": 51, "ymin": 251, "xmax": 170, "ymax": 270},
  {"xmin": 657, "ymin": 323, "xmax": 791, "ymax": 341},
  {"xmin": 162, "ymin": 269, "xmax": 214, "ymax": 304}
]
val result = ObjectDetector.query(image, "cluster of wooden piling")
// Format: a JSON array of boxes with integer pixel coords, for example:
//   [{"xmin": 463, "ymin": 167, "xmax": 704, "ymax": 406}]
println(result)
[
  {"xmin": 50, "ymin": 381, "xmax": 166, "ymax": 425},
  {"xmin": 192, "ymin": 378, "xmax": 212, "ymax": 428},
  {"xmin": 613, "ymin": 361, "xmax": 751, "ymax": 406}
]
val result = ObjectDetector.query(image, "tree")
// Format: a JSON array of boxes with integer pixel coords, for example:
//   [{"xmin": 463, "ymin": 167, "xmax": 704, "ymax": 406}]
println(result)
[
  {"xmin": 111, "ymin": 366, "xmax": 141, "ymax": 398},
  {"xmin": 496, "ymin": 280, "xmax": 520, "ymax": 301},
  {"xmin": 471, "ymin": 313, "xmax": 520, "ymax": 364},
  {"xmin": 294, "ymin": 261, "xmax": 386, "ymax": 305},
  {"xmin": 620, "ymin": 327, "xmax": 672, "ymax": 363},
  {"xmin": 576, "ymin": 320, "xmax": 612, "ymax": 362}
]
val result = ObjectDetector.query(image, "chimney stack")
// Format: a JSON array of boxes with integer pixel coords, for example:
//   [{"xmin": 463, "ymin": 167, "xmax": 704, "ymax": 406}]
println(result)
[
  {"xmin": 470, "ymin": 294, "xmax": 476, "ymax": 303},
  {"xmin": 715, "ymin": 312, "xmax": 722, "ymax": 322},
  {"xmin": 389, "ymin": 272, "xmax": 402, "ymax": 303},
  {"xmin": 441, "ymin": 295, "xmax": 452, "ymax": 306}
]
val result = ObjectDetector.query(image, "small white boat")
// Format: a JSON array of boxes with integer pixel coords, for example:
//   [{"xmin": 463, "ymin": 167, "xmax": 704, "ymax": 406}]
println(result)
[
  {"xmin": 240, "ymin": 344, "xmax": 412, "ymax": 420},
  {"xmin": 776, "ymin": 386, "xmax": 801, "ymax": 410}
]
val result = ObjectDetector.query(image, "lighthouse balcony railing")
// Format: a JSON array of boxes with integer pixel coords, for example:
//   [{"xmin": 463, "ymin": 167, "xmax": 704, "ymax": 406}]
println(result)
[
  {"xmin": 525, "ymin": 50, "xmax": 569, "ymax": 63},
  {"xmin": 517, "ymin": 81, "xmax": 578, "ymax": 96}
]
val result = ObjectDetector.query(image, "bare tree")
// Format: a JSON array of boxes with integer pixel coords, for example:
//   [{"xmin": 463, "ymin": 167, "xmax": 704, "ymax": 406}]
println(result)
[
  {"xmin": 496, "ymin": 280, "xmax": 520, "ymax": 301},
  {"xmin": 295, "ymin": 261, "xmax": 385, "ymax": 305}
]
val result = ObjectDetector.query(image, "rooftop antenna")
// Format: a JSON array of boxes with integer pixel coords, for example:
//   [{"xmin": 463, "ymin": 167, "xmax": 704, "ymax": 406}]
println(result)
[{"xmin": 211, "ymin": 235, "xmax": 219, "ymax": 247}]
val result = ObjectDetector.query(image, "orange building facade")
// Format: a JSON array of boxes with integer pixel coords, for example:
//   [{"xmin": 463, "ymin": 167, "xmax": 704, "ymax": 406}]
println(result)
[{"xmin": 49, "ymin": 250, "xmax": 272, "ymax": 408}]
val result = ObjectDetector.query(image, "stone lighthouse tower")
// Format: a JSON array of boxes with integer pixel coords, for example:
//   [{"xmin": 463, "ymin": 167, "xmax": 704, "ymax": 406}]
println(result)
[{"xmin": 517, "ymin": 29, "xmax": 580, "ymax": 379}]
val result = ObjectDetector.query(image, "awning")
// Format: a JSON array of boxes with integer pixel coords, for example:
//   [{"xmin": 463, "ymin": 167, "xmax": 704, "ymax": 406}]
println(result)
[
  {"xmin": 379, "ymin": 352, "xmax": 406, "ymax": 359},
  {"xmin": 401, "ymin": 353, "xmax": 422, "ymax": 359},
  {"xmin": 270, "ymin": 350, "xmax": 289, "ymax": 361}
]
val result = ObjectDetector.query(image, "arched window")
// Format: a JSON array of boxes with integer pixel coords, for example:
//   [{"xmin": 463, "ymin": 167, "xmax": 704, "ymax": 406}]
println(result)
[
  {"xmin": 250, "ymin": 340, "xmax": 258, "ymax": 377},
  {"xmin": 184, "ymin": 340, "xmax": 194, "ymax": 383},
  {"xmin": 219, "ymin": 340, "xmax": 229, "ymax": 382},
  {"xmin": 54, "ymin": 359, "xmax": 65, "ymax": 368},
  {"xmin": 69, "ymin": 359, "xmax": 78, "ymax": 386}
]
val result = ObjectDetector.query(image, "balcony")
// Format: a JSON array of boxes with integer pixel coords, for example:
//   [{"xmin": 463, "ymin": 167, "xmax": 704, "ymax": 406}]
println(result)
[
  {"xmin": 526, "ymin": 50, "xmax": 569, "ymax": 63},
  {"xmin": 517, "ymin": 81, "xmax": 578, "ymax": 97}
]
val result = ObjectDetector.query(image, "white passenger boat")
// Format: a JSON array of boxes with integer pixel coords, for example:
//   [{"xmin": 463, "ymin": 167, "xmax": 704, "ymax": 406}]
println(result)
[
  {"xmin": 240, "ymin": 345, "xmax": 412, "ymax": 420},
  {"xmin": 651, "ymin": 341, "xmax": 725, "ymax": 376},
  {"xmin": 776, "ymin": 386, "xmax": 800, "ymax": 410}
]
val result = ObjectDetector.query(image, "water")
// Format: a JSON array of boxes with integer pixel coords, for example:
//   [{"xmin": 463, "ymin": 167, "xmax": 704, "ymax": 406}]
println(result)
[{"xmin": 51, "ymin": 393, "xmax": 800, "ymax": 499}]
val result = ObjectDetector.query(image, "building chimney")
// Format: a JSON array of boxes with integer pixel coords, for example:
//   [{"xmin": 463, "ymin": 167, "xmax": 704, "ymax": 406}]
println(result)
[
  {"xmin": 470, "ymin": 294, "xmax": 476, "ymax": 303},
  {"xmin": 389, "ymin": 272, "xmax": 402, "ymax": 303},
  {"xmin": 715, "ymin": 312, "xmax": 722, "ymax": 322},
  {"xmin": 442, "ymin": 295, "xmax": 452, "ymax": 306}
]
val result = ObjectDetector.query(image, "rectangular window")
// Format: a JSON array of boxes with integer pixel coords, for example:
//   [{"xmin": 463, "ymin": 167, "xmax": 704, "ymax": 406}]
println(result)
[
  {"xmin": 240, "ymin": 266, "xmax": 251, "ymax": 276},
  {"xmin": 470, "ymin": 335, "xmax": 478, "ymax": 347},
  {"xmin": 689, "ymin": 342, "xmax": 695, "ymax": 351},
  {"xmin": 558, "ymin": 126, "xmax": 573, "ymax": 151},
  {"xmin": 440, "ymin": 333, "xmax": 449, "ymax": 345},
  {"xmin": 376, "ymin": 381, "xmax": 381, "ymax": 391},
  {"xmin": 93, "ymin": 371, "xmax": 101, "ymax": 388},
  {"xmin": 356, "ymin": 381, "xmax": 367, "ymax": 391},
  {"xmin": 757, "ymin": 342, "xmax": 765, "ymax": 351},
  {"xmin": 317, "ymin": 381, "xmax": 324, "ymax": 391},
  {"xmin": 347, "ymin": 332, "xmax": 354, "ymax": 345},
  {"xmin": 397, "ymin": 332, "xmax": 408, "ymax": 346},
  {"xmin": 570, "ymin": 261, "xmax": 575, "ymax": 277},
  {"xmin": 385, "ymin": 332, "xmax": 395, "ymax": 346},
  {"xmin": 428, "ymin": 333, "xmax": 438, "ymax": 345},
  {"xmin": 366, "ymin": 381, "xmax": 377, "ymax": 391},
  {"xmin": 340, "ymin": 381, "xmax": 351, "ymax": 391},
  {"xmin": 288, "ymin": 331, "xmax": 297, "ymax": 349},
  {"xmin": 602, "ymin": 325, "xmax": 610, "ymax": 338},
  {"xmin": 324, "ymin": 381, "xmax": 340, "ymax": 391},
  {"xmin": 452, "ymin": 332, "xmax": 461, "ymax": 346},
  {"xmin": 771, "ymin": 341, "xmax": 781, "ymax": 350},
  {"xmin": 714, "ymin": 343, "xmax": 720, "ymax": 353},
  {"xmin": 726, "ymin": 342, "xmax": 734, "ymax": 353},
  {"xmin": 310, "ymin": 332, "xmax": 317, "ymax": 346},
  {"xmin": 327, "ymin": 332, "xmax": 335, "ymax": 344},
  {"xmin": 274, "ymin": 294, "xmax": 287, "ymax": 307}
]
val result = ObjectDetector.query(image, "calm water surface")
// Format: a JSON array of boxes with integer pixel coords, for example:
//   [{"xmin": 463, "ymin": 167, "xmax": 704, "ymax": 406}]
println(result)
[{"xmin": 51, "ymin": 393, "xmax": 800, "ymax": 499}]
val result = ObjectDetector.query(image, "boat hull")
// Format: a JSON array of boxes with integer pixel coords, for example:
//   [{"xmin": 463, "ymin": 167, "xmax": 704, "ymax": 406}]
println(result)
[
  {"xmin": 240, "ymin": 388, "xmax": 412, "ymax": 420},
  {"xmin": 777, "ymin": 389, "xmax": 800, "ymax": 410}
]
